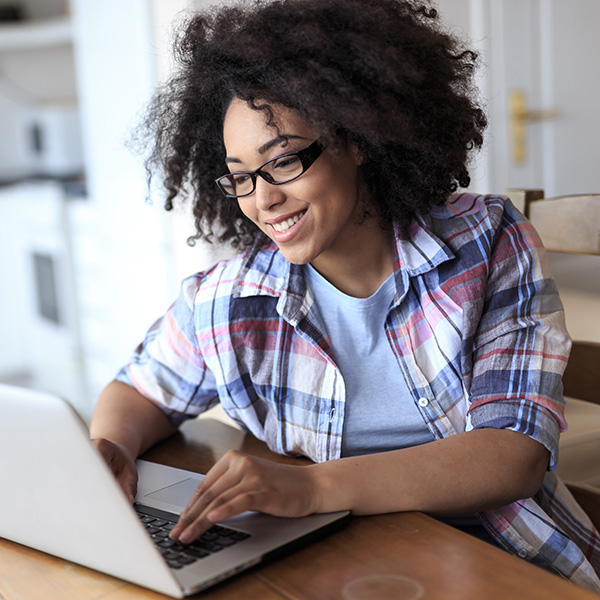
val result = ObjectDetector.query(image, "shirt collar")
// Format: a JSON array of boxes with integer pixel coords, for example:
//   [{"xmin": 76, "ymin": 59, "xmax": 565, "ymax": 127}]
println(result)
[
  {"xmin": 232, "ymin": 241, "xmax": 309, "ymax": 325},
  {"xmin": 391, "ymin": 216, "xmax": 455, "ymax": 303}
]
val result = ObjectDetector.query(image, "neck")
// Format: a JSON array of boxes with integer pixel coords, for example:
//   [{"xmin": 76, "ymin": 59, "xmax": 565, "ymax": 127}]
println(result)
[{"xmin": 310, "ymin": 222, "xmax": 395, "ymax": 298}]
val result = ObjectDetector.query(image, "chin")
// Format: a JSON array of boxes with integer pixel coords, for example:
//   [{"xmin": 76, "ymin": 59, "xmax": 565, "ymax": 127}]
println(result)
[{"xmin": 278, "ymin": 248, "xmax": 318, "ymax": 266}]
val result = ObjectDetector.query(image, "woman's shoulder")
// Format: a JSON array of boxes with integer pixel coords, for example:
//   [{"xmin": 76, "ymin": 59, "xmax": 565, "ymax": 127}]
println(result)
[
  {"xmin": 429, "ymin": 192, "xmax": 525, "ymax": 239},
  {"xmin": 436, "ymin": 192, "xmax": 514, "ymax": 219},
  {"xmin": 175, "ymin": 250, "xmax": 248, "ymax": 303}
]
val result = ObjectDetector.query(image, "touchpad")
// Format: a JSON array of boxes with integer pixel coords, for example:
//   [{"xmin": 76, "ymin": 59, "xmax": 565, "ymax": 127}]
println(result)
[{"xmin": 145, "ymin": 477, "xmax": 202, "ymax": 508}]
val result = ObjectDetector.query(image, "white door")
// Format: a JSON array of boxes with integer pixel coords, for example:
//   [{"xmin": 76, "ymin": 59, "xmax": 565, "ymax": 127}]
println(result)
[
  {"xmin": 474, "ymin": 0, "xmax": 600, "ymax": 342},
  {"xmin": 476, "ymin": 0, "xmax": 600, "ymax": 196}
]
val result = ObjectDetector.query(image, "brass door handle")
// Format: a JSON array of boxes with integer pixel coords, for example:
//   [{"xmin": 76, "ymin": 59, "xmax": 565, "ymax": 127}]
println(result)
[{"xmin": 509, "ymin": 89, "xmax": 561, "ymax": 165}]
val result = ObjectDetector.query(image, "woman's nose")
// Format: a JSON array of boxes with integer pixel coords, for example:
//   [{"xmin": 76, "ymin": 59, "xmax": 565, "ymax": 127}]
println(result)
[{"xmin": 254, "ymin": 176, "xmax": 286, "ymax": 211}]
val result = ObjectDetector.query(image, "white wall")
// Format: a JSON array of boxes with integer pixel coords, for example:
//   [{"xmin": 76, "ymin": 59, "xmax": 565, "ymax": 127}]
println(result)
[{"xmin": 68, "ymin": 0, "xmax": 177, "ymax": 408}]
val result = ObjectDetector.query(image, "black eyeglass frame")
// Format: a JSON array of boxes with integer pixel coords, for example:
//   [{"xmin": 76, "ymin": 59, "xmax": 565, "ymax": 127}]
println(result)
[{"xmin": 215, "ymin": 139, "xmax": 326, "ymax": 199}]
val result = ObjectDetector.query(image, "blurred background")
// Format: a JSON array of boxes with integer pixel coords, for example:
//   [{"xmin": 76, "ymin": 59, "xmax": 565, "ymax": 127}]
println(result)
[{"xmin": 0, "ymin": 0, "xmax": 598, "ymax": 421}]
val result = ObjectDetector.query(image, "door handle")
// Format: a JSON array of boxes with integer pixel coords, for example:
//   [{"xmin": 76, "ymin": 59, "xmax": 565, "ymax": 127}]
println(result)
[{"xmin": 509, "ymin": 89, "xmax": 561, "ymax": 165}]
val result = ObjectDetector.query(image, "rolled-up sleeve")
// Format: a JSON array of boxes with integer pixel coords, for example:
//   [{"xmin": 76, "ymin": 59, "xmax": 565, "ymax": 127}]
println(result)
[
  {"xmin": 466, "ymin": 201, "xmax": 571, "ymax": 470},
  {"xmin": 116, "ymin": 274, "xmax": 219, "ymax": 426}
]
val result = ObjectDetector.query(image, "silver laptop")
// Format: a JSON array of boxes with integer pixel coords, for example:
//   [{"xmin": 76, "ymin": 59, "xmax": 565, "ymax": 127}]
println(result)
[{"xmin": 0, "ymin": 384, "xmax": 350, "ymax": 597}]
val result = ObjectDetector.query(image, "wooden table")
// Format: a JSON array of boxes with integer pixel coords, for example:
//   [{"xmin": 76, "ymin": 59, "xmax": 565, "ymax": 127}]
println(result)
[{"xmin": 1, "ymin": 418, "xmax": 598, "ymax": 600}]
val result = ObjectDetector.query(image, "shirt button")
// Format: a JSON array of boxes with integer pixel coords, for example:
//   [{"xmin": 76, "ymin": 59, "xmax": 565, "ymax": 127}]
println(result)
[
  {"xmin": 418, "ymin": 397, "xmax": 429, "ymax": 407},
  {"xmin": 517, "ymin": 548, "xmax": 528, "ymax": 558}
]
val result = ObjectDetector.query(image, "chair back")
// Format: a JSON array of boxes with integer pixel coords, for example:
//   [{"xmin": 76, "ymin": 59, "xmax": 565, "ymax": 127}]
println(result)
[
  {"xmin": 563, "ymin": 341, "xmax": 600, "ymax": 405},
  {"xmin": 505, "ymin": 189, "xmax": 600, "ymax": 255}
]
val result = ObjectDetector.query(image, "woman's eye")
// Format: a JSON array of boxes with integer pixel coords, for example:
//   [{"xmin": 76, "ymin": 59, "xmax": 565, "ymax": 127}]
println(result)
[
  {"xmin": 273, "ymin": 155, "xmax": 301, "ymax": 170},
  {"xmin": 232, "ymin": 173, "xmax": 251, "ymax": 184}
]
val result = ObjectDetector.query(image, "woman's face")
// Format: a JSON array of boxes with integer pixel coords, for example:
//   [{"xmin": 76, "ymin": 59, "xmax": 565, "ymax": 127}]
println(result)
[{"xmin": 222, "ymin": 98, "xmax": 365, "ymax": 268}]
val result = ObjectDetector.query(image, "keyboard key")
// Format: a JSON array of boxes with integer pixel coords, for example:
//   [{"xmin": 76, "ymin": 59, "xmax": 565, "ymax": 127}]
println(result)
[
  {"xmin": 151, "ymin": 519, "xmax": 169, "ymax": 528},
  {"xmin": 146, "ymin": 526, "xmax": 161, "ymax": 535},
  {"xmin": 152, "ymin": 530, "xmax": 170, "ymax": 539},
  {"xmin": 185, "ymin": 547, "xmax": 210, "ymax": 559},
  {"xmin": 217, "ymin": 528, "xmax": 234, "ymax": 537},
  {"xmin": 140, "ymin": 516, "xmax": 156, "ymax": 524},
  {"xmin": 164, "ymin": 551, "xmax": 181, "ymax": 560},
  {"xmin": 191, "ymin": 539, "xmax": 223, "ymax": 553},
  {"xmin": 208, "ymin": 526, "xmax": 226, "ymax": 535},
  {"xmin": 215, "ymin": 537, "xmax": 236, "ymax": 547}
]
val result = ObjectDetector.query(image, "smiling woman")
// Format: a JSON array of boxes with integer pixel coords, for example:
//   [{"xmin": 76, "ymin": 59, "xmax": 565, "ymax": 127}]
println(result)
[{"xmin": 90, "ymin": 0, "xmax": 600, "ymax": 592}]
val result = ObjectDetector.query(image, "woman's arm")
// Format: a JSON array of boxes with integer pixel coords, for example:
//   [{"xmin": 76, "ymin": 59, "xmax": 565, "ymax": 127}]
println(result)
[
  {"xmin": 312, "ymin": 427, "xmax": 549, "ymax": 516},
  {"xmin": 90, "ymin": 380, "xmax": 177, "ymax": 501},
  {"xmin": 170, "ymin": 426, "xmax": 549, "ymax": 543}
]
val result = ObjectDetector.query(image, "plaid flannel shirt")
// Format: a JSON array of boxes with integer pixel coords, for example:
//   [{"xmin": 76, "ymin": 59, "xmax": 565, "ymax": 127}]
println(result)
[{"xmin": 117, "ymin": 193, "xmax": 600, "ymax": 590}]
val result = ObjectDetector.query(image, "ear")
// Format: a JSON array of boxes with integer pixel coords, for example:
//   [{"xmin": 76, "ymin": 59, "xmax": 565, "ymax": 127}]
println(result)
[{"xmin": 349, "ymin": 143, "xmax": 365, "ymax": 166}]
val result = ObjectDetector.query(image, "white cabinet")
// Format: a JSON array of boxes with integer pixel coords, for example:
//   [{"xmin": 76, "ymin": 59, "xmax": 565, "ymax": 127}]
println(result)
[
  {"xmin": 0, "ymin": 15, "xmax": 72, "ymax": 51},
  {"xmin": 0, "ymin": 182, "xmax": 88, "ymax": 414},
  {"xmin": 0, "ymin": 4, "xmax": 82, "ymax": 180}
]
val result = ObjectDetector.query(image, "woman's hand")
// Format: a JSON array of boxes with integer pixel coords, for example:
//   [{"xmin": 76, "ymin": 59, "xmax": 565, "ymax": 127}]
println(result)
[
  {"xmin": 89, "ymin": 380, "xmax": 177, "ymax": 504},
  {"xmin": 170, "ymin": 450, "xmax": 320, "ymax": 544},
  {"xmin": 92, "ymin": 437, "xmax": 138, "ymax": 504}
]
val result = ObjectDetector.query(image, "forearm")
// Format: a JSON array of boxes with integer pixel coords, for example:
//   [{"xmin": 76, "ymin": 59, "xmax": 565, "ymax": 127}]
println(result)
[
  {"xmin": 90, "ymin": 380, "xmax": 177, "ymax": 458},
  {"xmin": 310, "ymin": 428, "xmax": 550, "ymax": 517}
]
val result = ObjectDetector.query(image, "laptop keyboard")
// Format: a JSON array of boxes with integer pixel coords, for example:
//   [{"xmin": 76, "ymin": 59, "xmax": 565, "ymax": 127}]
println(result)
[{"xmin": 135, "ymin": 505, "xmax": 251, "ymax": 570}]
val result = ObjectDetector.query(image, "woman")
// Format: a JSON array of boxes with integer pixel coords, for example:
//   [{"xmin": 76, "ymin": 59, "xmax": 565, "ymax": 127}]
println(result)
[{"xmin": 90, "ymin": 0, "xmax": 600, "ymax": 589}]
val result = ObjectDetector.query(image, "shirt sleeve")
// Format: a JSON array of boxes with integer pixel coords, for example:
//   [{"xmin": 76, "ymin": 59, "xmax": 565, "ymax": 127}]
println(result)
[
  {"xmin": 115, "ymin": 273, "xmax": 219, "ymax": 426},
  {"xmin": 466, "ymin": 199, "xmax": 571, "ymax": 470}
]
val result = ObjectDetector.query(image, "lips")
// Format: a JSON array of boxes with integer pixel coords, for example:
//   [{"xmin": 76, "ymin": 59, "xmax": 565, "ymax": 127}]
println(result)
[{"xmin": 270, "ymin": 210, "xmax": 306, "ymax": 233}]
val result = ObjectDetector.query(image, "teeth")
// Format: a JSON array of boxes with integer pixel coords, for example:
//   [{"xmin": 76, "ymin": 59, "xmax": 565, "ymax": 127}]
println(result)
[{"xmin": 272, "ymin": 211, "xmax": 305, "ymax": 233}]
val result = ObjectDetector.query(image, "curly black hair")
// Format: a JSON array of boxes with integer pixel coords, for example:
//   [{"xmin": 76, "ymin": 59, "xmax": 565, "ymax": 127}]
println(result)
[{"xmin": 137, "ymin": 0, "xmax": 487, "ymax": 248}]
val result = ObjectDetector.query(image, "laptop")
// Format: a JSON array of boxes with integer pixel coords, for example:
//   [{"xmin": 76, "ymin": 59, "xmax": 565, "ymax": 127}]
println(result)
[{"xmin": 0, "ymin": 384, "xmax": 350, "ymax": 597}]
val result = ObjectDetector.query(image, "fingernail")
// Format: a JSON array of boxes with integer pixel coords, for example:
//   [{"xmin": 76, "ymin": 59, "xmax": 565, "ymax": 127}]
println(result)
[{"xmin": 179, "ymin": 529, "xmax": 194, "ymax": 544}]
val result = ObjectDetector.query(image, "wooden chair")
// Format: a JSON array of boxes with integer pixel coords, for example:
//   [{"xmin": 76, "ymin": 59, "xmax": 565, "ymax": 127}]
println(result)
[
  {"xmin": 504, "ymin": 189, "xmax": 600, "ymax": 255},
  {"xmin": 563, "ymin": 341, "xmax": 600, "ymax": 407},
  {"xmin": 556, "ymin": 341, "xmax": 600, "ymax": 529}
]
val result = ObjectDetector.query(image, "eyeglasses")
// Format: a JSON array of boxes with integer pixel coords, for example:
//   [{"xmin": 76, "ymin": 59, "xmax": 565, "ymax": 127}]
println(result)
[{"xmin": 215, "ymin": 139, "xmax": 326, "ymax": 198}]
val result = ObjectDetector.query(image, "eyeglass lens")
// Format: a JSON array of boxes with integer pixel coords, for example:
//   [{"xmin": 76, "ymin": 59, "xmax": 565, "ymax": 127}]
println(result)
[{"xmin": 218, "ymin": 153, "xmax": 305, "ymax": 197}]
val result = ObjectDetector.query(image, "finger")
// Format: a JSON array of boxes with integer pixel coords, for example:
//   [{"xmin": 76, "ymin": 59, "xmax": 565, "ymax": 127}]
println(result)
[
  {"xmin": 93, "ymin": 438, "xmax": 138, "ymax": 503},
  {"xmin": 170, "ymin": 473, "xmax": 242, "ymax": 541},
  {"xmin": 117, "ymin": 469, "xmax": 138, "ymax": 503},
  {"xmin": 177, "ymin": 486, "xmax": 258, "ymax": 544},
  {"xmin": 205, "ymin": 490, "xmax": 258, "ymax": 523}
]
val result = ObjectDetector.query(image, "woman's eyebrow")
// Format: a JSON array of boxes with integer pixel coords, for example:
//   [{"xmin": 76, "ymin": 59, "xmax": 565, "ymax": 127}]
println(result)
[
  {"xmin": 257, "ymin": 134, "xmax": 305, "ymax": 154},
  {"xmin": 225, "ymin": 134, "xmax": 308, "ymax": 164}
]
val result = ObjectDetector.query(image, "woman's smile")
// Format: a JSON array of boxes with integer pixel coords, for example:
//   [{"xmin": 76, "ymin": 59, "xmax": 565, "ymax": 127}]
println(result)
[{"xmin": 267, "ymin": 209, "xmax": 307, "ymax": 235}]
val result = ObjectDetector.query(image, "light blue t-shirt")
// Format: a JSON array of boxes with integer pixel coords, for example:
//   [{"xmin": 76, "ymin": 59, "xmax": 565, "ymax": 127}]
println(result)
[{"xmin": 304, "ymin": 264, "xmax": 434, "ymax": 457}]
